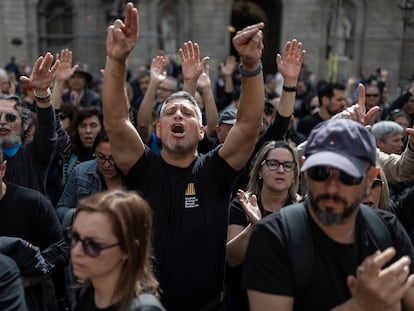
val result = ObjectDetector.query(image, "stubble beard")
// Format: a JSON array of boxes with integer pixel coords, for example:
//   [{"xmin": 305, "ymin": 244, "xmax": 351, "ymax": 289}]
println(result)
[{"xmin": 308, "ymin": 189, "xmax": 365, "ymax": 226}]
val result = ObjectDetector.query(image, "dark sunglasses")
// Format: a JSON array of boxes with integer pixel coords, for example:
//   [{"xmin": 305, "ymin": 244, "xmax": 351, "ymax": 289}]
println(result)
[
  {"xmin": 0, "ymin": 112, "xmax": 19, "ymax": 123},
  {"xmin": 307, "ymin": 166, "xmax": 363, "ymax": 186},
  {"xmin": 66, "ymin": 229, "xmax": 120, "ymax": 258},
  {"xmin": 365, "ymin": 94, "xmax": 379, "ymax": 98}
]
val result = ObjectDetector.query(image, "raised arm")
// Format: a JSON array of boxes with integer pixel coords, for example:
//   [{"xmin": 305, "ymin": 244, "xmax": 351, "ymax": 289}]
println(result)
[
  {"xmin": 179, "ymin": 41, "xmax": 209, "ymax": 96},
  {"xmin": 20, "ymin": 53, "xmax": 59, "ymax": 164},
  {"xmin": 53, "ymin": 49, "xmax": 78, "ymax": 163},
  {"xmin": 276, "ymin": 39, "xmax": 305, "ymax": 118},
  {"xmin": 137, "ymin": 55, "xmax": 166, "ymax": 143},
  {"xmin": 219, "ymin": 23, "xmax": 265, "ymax": 170},
  {"xmin": 197, "ymin": 65, "xmax": 219, "ymax": 137},
  {"xmin": 102, "ymin": 2, "xmax": 143, "ymax": 174}
]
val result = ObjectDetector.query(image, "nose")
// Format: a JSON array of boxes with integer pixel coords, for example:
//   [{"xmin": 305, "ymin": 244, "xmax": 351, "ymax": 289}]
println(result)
[{"xmin": 324, "ymin": 170, "xmax": 341, "ymax": 192}]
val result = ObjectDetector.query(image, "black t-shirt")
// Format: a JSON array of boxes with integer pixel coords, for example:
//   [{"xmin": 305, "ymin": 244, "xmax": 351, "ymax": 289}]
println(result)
[
  {"xmin": 243, "ymin": 205, "xmax": 414, "ymax": 311},
  {"xmin": 76, "ymin": 285, "xmax": 116, "ymax": 311},
  {"xmin": 297, "ymin": 112, "xmax": 324, "ymax": 137},
  {"xmin": 125, "ymin": 146, "xmax": 238, "ymax": 310}
]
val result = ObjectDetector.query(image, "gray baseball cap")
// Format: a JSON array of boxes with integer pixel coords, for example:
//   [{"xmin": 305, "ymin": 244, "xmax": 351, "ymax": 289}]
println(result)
[{"xmin": 301, "ymin": 118, "xmax": 376, "ymax": 178}]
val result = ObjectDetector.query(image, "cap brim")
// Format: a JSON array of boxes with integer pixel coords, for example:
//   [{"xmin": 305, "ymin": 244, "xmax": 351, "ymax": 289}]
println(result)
[
  {"xmin": 221, "ymin": 120, "xmax": 236, "ymax": 125},
  {"xmin": 300, "ymin": 151, "xmax": 370, "ymax": 178}
]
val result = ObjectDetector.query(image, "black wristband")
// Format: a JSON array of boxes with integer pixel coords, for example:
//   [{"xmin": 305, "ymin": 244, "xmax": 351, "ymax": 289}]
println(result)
[
  {"xmin": 239, "ymin": 62, "xmax": 263, "ymax": 77},
  {"xmin": 282, "ymin": 85, "xmax": 298, "ymax": 92}
]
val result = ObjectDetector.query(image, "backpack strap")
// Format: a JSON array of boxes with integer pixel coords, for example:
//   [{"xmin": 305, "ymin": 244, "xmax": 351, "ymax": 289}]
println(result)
[
  {"xmin": 280, "ymin": 203, "xmax": 313, "ymax": 296},
  {"xmin": 359, "ymin": 204, "xmax": 393, "ymax": 251}
]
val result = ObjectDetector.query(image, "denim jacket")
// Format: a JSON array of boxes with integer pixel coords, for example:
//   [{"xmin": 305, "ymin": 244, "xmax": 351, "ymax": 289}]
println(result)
[{"xmin": 55, "ymin": 159, "xmax": 103, "ymax": 223}]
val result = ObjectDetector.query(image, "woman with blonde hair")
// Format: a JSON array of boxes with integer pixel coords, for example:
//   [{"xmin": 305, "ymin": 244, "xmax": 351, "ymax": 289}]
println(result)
[
  {"xmin": 68, "ymin": 188, "xmax": 164, "ymax": 310},
  {"xmin": 225, "ymin": 140, "xmax": 302, "ymax": 310}
]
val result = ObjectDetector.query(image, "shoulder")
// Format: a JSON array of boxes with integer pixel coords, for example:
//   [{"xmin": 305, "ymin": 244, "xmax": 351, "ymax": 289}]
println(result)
[{"xmin": 128, "ymin": 293, "xmax": 166, "ymax": 311}]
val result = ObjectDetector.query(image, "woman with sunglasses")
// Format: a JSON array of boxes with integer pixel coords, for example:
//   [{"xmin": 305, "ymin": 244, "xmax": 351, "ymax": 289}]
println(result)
[
  {"xmin": 69, "ymin": 189, "xmax": 165, "ymax": 311},
  {"xmin": 225, "ymin": 140, "xmax": 302, "ymax": 310}
]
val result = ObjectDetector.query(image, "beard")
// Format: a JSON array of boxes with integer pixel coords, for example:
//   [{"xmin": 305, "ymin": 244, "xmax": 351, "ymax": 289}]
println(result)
[
  {"xmin": 308, "ymin": 190, "xmax": 364, "ymax": 226},
  {"xmin": 0, "ymin": 134, "xmax": 22, "ymax": 146},
  {"xmin": 163, "ymin": 134, "xmax": 197, "ymax": 155}
]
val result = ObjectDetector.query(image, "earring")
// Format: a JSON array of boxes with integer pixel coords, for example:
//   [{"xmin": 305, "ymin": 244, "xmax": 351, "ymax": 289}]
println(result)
[{"xmin": 258, "ymin": 176, "xmax": 262, "ymax": 180}]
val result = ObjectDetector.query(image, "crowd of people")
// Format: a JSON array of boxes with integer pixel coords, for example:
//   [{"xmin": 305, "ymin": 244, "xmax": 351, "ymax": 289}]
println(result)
[{"xmin": 1, "ymin": 2, "xmax": 414, "ymax": 311}]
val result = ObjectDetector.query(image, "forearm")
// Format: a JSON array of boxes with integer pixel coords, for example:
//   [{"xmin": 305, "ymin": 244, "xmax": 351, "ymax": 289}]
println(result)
[
  {"xmin": 32, "ymin": 105, "xmax": 57, "ymax": 165},
  {"xmin": 226, "ymin": 224, "xmax": 253, "ymax": 267},
  {"xmin": 103, "ymin": 57, "xmax": 130, "ymax": 131},
  {"xmin": 224, "ymin": 75, "xmax": 234, "ymax": 94},
  {"xmin": 52, "ymin": 80, "xmax": 65, "ymax": 110},
  {"xmin": 379, "ymin": 145, "xmax": 414, "ymax": 183},
  {"xmin": 200, "ymin": 87, "xmax": 219, "ymax": 136},
  {"xmin": 137, "ymin": 81, "xmax": 158, "ymax": 143},
  {"xmin": 183, "ymin": 79, "xmax": 198, "ymax": 96}
]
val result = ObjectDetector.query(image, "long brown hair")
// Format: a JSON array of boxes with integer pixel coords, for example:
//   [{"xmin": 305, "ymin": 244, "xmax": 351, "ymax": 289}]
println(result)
[{"xmin": 74, "ymin": 188, "xmax": 158, "ymax": 310}]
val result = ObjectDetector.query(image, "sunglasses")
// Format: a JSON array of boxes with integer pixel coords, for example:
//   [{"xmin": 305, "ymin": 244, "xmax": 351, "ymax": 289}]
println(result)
[
  {"xmin": 365, "ymin": 94, "xmax": 379, "ymax": 98},
  {"xmin": 66, "ymin": 229, "xmax": 120, "ymax": 258},
  {"xmin": 261, "ymin": 159, "xmax": 296, "ymax": 172},
  {"xmin": 307, "ymin": 166, "xmax": 363, "ymax": 186},
  {"xmin": 0, "ymin": 112, "xmax": 19, "ymax": 123}
]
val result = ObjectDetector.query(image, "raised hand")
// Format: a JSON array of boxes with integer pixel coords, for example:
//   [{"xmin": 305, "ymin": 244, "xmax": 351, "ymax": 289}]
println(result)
[
  {"xmin": 339, "ymin": 83, "xmax": 380, "ymax": 125},
  {"xmin": 150, "ymin": 55, "xmax": 167, "ymax": 85},
  {"xmin": 276, "ymin": 39, "xmax": 306, "ymax": 86},
  {"xmin": 237, "ymin": 190, "xmax": 262, "ymax": 224},
  {"xmin": 20, "ymin": 52, "xmax": 59, "ymax": 93},
  {"xmin": 106, "ymin": 2, "xmax": 139, "ymax": 62},
  {"xmin": 179, "ymin": 41, "xmax": 209, "ymax": 83},
  {"xmin": 232, "ymin": 23, "xmax": 265, "ymax": 68},
  {"xmin": 347, "ymin": 247, "xmax": 414, "ymax": 311},
  {"xmin": 220, "ymin": 55, "xmax": 237, "ymax": 77},
  {"xmin": 55, "ymin": 49, "xmax": 78, "ymax": 82},
  {"xmin": 197, "ymin": 65, "xmax": 212, "ymax": 92}
]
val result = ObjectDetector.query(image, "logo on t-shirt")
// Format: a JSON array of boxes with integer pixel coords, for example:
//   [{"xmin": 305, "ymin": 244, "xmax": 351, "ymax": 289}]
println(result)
[{"xmin": 185, "ymin": 183, "xmax": 199, "ymax": 209}]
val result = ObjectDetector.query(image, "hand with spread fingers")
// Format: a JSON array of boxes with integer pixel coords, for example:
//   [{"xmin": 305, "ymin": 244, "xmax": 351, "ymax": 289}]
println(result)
[
  {"xmin": 347, "ymin": 247, "xmax": 414, "ymax": 311},
  {"xmin": 150, "ymin": 55, "xmax": 167, "ymax": 85},
  {"xmin": 277, "ymin": 39, "xmax": 306, "ymax": 87},
  {"xmin": 20, "ymin": 52, "xmax": 59, "ymax": 96},
  {"xmin": 237, "ymin": 190, "xmax": 262, "ymax": 225}
]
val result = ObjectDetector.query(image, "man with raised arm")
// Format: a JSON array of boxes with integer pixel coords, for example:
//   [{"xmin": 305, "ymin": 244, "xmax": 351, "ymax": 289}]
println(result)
[{"xmin": 102, "ymin": 3, "xmax": 264, "ymax": 310}]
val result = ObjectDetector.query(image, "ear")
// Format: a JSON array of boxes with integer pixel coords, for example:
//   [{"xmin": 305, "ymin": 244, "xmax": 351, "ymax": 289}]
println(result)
[
  {"xmin": 321, "ymin": 96, "xmax": 329, "ymax": 107},
  {"xmin": 155, "ymin": 122, "xmax": 161, "ymax": 139},
  {"xmin": 198, "ymin": 124, "xmax": 205, "ymax": 141},
  {"xmin": 22, "ymin": 119, "xmax": 29, "ymax": 132}
]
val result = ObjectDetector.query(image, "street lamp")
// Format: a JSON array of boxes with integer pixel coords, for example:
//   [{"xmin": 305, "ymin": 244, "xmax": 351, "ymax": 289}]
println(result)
[{"xmin": 399, "ymin": 0, "xmax": 414, "ymax": 32}]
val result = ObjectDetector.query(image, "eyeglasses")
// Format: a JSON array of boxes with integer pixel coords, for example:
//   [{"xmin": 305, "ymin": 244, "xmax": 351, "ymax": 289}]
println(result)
[
  {"xmin": 0, "ymin": 112, "xmax": 19, "ymax": 123},
  {"xmin": 94, "ymin": 153, "xmax": 115, "ymax": 166},
  {"xmin": 372, "ymin": 178, "xmax": 383, "ymax": 188},
  {"xmin": 365, "ymin": 94, "xmax": 379, "ymax": 98},
  {"xmin": 66, "ymin": 229, "xmax": 120, "ymax": 258},
  {"xmin": 261, "ymin": 159, "xmax": 296, "ymax": 172},
  {"xmin": 158, "ymin": 86, "xmax": 175, "ymax": 92},
  {"xmin": 307, "ymin": 166, "xmax": 363, "ymax": 186}
]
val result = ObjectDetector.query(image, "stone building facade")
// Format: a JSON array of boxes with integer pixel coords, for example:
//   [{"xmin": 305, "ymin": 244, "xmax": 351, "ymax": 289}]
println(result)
[{"xmin": 0, "ymin": 0, "xmax": 413, "ymax": 97}]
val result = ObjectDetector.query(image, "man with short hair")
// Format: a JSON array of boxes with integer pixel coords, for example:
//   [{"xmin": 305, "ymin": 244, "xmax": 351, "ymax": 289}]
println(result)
[
  {"xmin": 297, "ymin": 82, "xmax": 346, "ymax": 137},
  {"xmin": 2, "ymin": 53, "xmax": 58, "ymax": 195},
  {"xmin": 102, "ymin": 3, "xmax": 265, "ymax": 310},
  {"xmin": 244, "ymin": 118, "xmax": 414, "ymax": 310}
]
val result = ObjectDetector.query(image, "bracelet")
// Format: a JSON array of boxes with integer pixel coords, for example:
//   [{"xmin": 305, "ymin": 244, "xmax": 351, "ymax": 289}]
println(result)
[
  {"xmin": 34, "ymin": 88, "xmax": 52, "ymax": 104},
  {"xmin": 239, "ymin": 62, "xmax": 263, "ymax": 77},
  {"xmin": 282, "ymin": 85, "xmax": 298, "ymax": 92}
]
